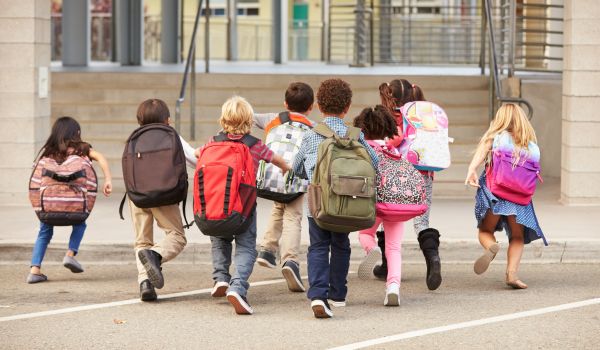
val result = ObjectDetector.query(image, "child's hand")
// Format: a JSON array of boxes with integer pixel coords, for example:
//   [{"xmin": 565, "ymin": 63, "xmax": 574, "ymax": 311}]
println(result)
[
  {"xmin": 103, "ymin": 180, "xmax": 113, "ymax": 196},
  {"xmin": 465, "ymin": 168, "xmax": 480, "ymax": 188},
  {"xmin": 280, "ymin": 162, "xmax": 291, "ymax": 175},
  {"xmin": 194, "ymin": 148, "xmax": 200, "ymax": 158}
]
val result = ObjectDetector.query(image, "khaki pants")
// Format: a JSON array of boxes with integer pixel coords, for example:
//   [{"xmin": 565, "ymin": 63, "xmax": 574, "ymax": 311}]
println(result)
[
  {"xmin": 260, "ymin": 194, "xmax": 304, "ymax": 264},
  {"xmin": 129, "ymin": 199, "xmax": 187, "ymax": 283}
]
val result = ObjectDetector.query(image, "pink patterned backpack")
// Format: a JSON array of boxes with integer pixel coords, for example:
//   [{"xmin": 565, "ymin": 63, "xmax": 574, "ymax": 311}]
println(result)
[
  {"xmin": 369, "ymin": 141, "xmax": 428, "ymax": 222},
  {"xmin": 29, "ymin": 155, "xmax": 98, "ymax": 225}
]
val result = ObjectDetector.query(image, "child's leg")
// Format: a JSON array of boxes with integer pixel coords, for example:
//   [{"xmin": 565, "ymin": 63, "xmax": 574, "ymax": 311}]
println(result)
[
  {"xmin": 306, "ymin": 218, "xmax": 332, "ymax": 301},
  {"xmin": 66, "ymin": 222, "xmax": 87, "ymax": 256},
  {"xmin": 383, "ymin": 220, "xmax": 405, "ymax": 287},
  {"xmin": 30, "ymin": 222, "xmax": 54, "ymax": 274},
  {"xmin": 210, "ymin": 236, "xmax": 233, "ymax": 284},
  {"xmin": 129, "ymin": 200, "xmax": 155, "ymax": 284},
  {"xmin": 506, "ymin": 215, "xmax": 527, "ymax": 288},
  {"xmin": 358, "ymin": 217, "xmax": 383, "ymax": 253},
  {"xmin": 150, "ymin": 204, "xmax": 187, "ymax": 263},
  {"xmin": 229, "ymin": 211, "xmax": 258, "ymax": 296},
  {"xmin": 328, "ymin": 232, "xmax": 351, "ymax": 302},
  {"xmin": 474, "ymin": 210, "xmax": 502, "ymax": 275},
  {"xmin": 279, "ymin": 195, "xmax": 303, "ymax": 264},
  {"xmin": 478, "ymin": 210, "xmax": 500, "ymax": 249},
  {"xmin": 260, "ymin": 202, "xmax": 285, "ymax": 255}
]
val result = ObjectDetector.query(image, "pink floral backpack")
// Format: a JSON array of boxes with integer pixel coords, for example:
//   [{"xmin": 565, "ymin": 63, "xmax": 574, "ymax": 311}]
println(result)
[{"xmin": 369, "ymin": 141, "xmax": 428, "ymax": 222}]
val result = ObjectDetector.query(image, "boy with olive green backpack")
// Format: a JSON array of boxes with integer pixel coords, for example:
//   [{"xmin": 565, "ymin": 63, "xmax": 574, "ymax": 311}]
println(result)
[{"xmin": 293, "ymin": 79, "xmax": 378, "ymax": 318}]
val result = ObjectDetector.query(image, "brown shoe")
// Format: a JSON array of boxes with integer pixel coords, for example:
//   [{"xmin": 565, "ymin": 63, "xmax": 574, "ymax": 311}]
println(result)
[
  {"xmin": 473, "ymin": 243, "xmax": 500, "ymax": 275},
  {"xmin": 506, "ymin": 271, "xmax": 528, "ymax": 289}
]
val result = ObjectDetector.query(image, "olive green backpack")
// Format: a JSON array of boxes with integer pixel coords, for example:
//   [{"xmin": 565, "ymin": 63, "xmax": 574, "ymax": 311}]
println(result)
[{"xmin": 307, "ymin": 123, "xmax": 377, "ymax": 232}]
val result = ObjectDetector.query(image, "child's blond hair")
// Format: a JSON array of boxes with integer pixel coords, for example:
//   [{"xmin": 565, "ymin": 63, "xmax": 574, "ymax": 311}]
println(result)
[
  {"xmin": 219, "ymin": 96, "xmax": 253, "ymax": 135},
  {"xmin": 479, "ymin": 103, "xmax": 537, "ymax": 163}
]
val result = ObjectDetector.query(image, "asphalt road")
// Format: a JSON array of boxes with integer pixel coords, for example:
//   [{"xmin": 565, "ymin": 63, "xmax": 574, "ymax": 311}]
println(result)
[{"xmin": 1, "ymin": 262, "xmax": 599, "ymax": 349}]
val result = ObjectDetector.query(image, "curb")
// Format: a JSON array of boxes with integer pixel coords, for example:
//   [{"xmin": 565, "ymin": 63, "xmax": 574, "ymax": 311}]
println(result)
[{"xmin": 1, "ymin": 240, "xmax": 598, "ymax": 265}]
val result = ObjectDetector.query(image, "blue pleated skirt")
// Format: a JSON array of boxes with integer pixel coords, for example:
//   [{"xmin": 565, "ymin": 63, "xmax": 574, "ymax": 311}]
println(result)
[{"xmin": 475, "ymin": 172, "xmax": 546, "ymax": 245}]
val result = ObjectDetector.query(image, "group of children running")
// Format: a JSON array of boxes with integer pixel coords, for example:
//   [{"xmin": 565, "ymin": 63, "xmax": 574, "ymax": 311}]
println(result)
[{"xmin": 26, "ymin": 78, "xmax": 546, "ymax": 319}]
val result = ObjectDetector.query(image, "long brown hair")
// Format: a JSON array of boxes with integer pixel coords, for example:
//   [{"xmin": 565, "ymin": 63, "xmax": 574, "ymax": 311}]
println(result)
[
  {"xmin": 378, "ymin": 79, "xmax": 413, "ymax": 113},
  {"xmin": 40, "ymin": 116, "xmax": 90, "ymax": 163}
]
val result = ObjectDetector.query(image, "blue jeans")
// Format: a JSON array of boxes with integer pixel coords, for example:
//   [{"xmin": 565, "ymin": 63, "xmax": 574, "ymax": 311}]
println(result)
[
  {"xmin": 210, "ymin": 210, "xmax": 257, "ymax": 297},
  {"xmin": 306, "ymin": 218, "xmax": 351, "ymax": 301},
  {"xmin": 30, "ymin": 222, "xmax": 87, "ymax": 267}
]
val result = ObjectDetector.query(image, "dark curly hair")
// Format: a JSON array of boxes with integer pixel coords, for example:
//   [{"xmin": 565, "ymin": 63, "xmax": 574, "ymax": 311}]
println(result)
[
  {"xmin": 353, "ymin": 105, "xmax": 398, "ymax": 140},
  {"xmin": 317, "ymin": 78, "xmax": 352, "ymax": 115},
  {"xmin": 378, "ymin": 79, "xmax": 413, "ymax": 113}
]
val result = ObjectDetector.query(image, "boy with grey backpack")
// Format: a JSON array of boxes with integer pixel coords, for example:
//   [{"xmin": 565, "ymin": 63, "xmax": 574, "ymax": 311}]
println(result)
[{"xmin": 253, "ymin": 82, "xmax": 315, "ymax": 293}]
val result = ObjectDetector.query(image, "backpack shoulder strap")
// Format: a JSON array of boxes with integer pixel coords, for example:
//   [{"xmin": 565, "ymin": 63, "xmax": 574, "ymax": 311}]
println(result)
[
  {"xmin": 213, "ymin": 132, "xmax": 229, "ymax": 142},
  {"xmin": 345, "ymin": 126, "xmax": 362, "ymax": 140},
  {"xmin": 240, "ymin": 134, "xmax": 259, "ymax": 148},
  {"xmin": 313, "ymin": 123, "xmax": 336, "ymax": 138},
  {"xmin": 278, "ymin": 111, "xmax": 291, "ymax": 124}
]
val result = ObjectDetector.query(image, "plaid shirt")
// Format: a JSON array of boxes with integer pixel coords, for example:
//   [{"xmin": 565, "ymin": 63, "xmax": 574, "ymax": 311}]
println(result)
[{"xmin": 292, "ymin": 116, "xmax": 379, "ymax": 183}]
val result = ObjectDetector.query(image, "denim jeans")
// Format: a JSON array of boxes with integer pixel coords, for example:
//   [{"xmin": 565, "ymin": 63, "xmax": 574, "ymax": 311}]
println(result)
[
  {"xmin": 30, "ymin": 221, "xmax": 87, "ymax": 267},
  {"xmin": 210, "ymin": 210, "xmax": 257, "ymax": 297},
  {"xmin": 306, "ymin": 218, "xmax": 351, "ymax": 301}
]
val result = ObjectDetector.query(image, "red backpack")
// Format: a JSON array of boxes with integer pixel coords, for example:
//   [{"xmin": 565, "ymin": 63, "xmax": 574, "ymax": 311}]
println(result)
[{"xmin": 193, "ymin": 133, "xmax": 258, "ymax": 238}]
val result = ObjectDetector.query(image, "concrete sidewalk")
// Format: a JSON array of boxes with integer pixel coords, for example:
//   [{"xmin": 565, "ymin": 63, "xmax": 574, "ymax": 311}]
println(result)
[{"xmin": 2, "ymin": 179, "xmax": 599, "ymax": 263}]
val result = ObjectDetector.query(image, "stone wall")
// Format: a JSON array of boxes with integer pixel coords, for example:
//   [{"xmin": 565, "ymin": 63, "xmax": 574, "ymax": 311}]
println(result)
[{"xmin": 0, "ymin": 0, "xmax": 51, "ymax": 205}]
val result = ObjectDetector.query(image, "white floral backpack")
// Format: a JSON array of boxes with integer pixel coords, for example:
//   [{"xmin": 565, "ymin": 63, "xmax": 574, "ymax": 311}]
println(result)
[{"xmin": 399, "ymin": 101, "xmax": 452, "ymax": 171}]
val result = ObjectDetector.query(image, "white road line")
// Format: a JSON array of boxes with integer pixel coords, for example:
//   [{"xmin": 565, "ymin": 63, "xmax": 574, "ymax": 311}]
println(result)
[
  {"xmin": 329, "ymin": 297, "xmax": 600, "ymax": 350},
  {"xmin": 0, "ymin": 277, "xmax": 290, "ymax": 323}
]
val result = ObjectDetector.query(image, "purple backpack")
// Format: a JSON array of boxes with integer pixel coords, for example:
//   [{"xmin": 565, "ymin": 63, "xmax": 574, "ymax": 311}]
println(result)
[
  {"xmin": 486, "ymin": 149, "xmax": 542, "ymax": 206},
  {"xmin": 369, "ymin": 141, "xmax": 428, "ymax": 222}
]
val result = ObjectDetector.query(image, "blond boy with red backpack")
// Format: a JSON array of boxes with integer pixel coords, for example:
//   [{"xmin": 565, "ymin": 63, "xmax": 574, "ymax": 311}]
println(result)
[{"xmin": 194, "ymin": 96, "xmax": 290, "ymax": 315}]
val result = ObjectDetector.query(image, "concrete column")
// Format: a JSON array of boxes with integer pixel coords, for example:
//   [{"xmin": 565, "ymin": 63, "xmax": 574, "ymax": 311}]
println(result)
[
  {"xmin": 0, "ymin": 0, "xmax": 51, "ymax": 204},
  {"xmin": 226, "ymin": 0, "xmax": 238, "ymax": 61},
  {"xmin": 378, "ymin": 0, "xmax": 392, "ymax": 62},
  {"xmin": 62, "ymin": 0, "xmax": 90, "ymax": 66},
  {"xmin": 161, "ymin": 0, "xmax": 180, "ymax": 63},
  {"xmin": 115, "ymin": 0, "xmax": 144, "ymax": 65},
  {"xmin": 273, "ymin": 0, "xmax": 288, "ymax": 64},
  {"xmin": 561, "ymin": 0, "xmax": 600, "ymax": 205}
]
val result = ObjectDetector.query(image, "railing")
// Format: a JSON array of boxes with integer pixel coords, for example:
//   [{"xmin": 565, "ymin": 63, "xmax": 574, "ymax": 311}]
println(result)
[
  {"xmin": 484, "ymin": 0, "xmax": 533, "ymax": 120},
  {"xmin": 174, "ymin": 0, "xmax": 204, "ymax": 140}
]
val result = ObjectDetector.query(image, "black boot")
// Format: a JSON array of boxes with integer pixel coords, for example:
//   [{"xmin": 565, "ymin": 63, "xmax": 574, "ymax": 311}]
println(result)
[
  {"xmin": 373, "ymin": 230, "xmax": 387, "ymax": 281},
  {"xmin": 138, "ymin": 249, "xmax": 164, "ymax": 289},
  {"xmin": 140, "ymin": 279, "xmax": 157, "ymax": 301},
  {"xmin": 418, "ymin": 228, "xmax": 442, "ymax": 290}
]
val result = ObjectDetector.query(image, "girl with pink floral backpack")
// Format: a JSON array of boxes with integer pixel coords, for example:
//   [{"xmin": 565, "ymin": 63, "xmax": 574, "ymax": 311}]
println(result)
[
  {"xmin": 353, "ymin": 106, "xmax": 428, "ymax": 306},
  {"xmin": 465, "ymin": 104, "xmax": 545, "ymax": 289}
]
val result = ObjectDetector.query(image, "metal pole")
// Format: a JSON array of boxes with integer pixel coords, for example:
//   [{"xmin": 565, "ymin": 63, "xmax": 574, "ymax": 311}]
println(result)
[
  {"xmin": 369, "ymin": 0, "xmax": 374, "ymax": 66},
  {"xmin": 204, "ymin": 0, "xmax": 210, "ymax": 73},
  {"xmin": 352, "ymin": 0, "xmax": 368, "ymax": 67},
  {"xmin": 508, "ymin": 0, "xmax": 516, "ymax": 77},
  {"xmin": 226, "ymin": 0, "xmax": 238, "ymax": 61},
  {"xmin": 327, "ymin": 0, "xmax": 332, "ymax": 62},
  {"xmin": 191, "ymin": 47, "xmax": 196, "ymax": 140},
  {"xmin": 322, "ymin": 0, "xmax": 330, "ymax": 62},
  {"xmin": 479, "ymin": 0, "xmax": 486, "ymax": 75},
  {"xmin": 408, "ymin": 0, "xmax": 412, "ymax": 65}
]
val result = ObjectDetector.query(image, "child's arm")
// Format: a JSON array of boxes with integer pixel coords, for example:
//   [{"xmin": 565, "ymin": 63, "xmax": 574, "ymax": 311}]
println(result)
[
  {"xmin": 465, "ymin": 139, "xmax": 492, "ymax": 188},
  {"xmin": 358, "ymin": 134, "xmax": 379, "ymax": 169},
  {"xmin": 179, "ymin": 136, "xmax": 197, "ymax": 167},
  {"xmin": 253, "ymin": 113, "xmax": 278, "ymax": 130},
  {"xmin": 271, "ymin": 154, "xmax": 291, "ymax": 174},
  {"xmin": 88, "ymin": 149, "xmax": 112, "ymax": 196},
  {"xmin": 292, "ymin": 135, "xmax": 308, "ymax": 179}
]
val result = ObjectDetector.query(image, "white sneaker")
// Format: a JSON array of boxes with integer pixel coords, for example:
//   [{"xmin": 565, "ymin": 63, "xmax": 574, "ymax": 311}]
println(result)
[
  {"xmin": 211, "ymin": 281, "xmax": 229, "ymax": 298},
  {"xmin": 328, "ymin": 299, "xmax": 347, "ymax": 307},
  {"xmin": 358, "ymin": 247, "xmax": 382, "ymax": 280},
  {"xmin": 311, "ymin": 299, "xmax": 333, "ymax": 318},
  {"xmin": 226, "ymin": 291, "xmax": 254, "ymax": 315},
  {"xmin": 384, "ymin": 283, "xmax": 400, "ymax": 306}
]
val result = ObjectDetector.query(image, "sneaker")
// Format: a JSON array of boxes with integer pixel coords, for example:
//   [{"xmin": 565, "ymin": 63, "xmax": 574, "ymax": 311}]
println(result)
[
  {"xmin": 373, "ymin": 264, "xmax": 387, "ymax": 281},
  {"xmin": 328, "ymin": 299, "xmax": 346, "ymax": 307},
  {"xmin": 226, "ymin": 291, "xmax": 254, "ymax": 315},
  {"xmin": 211, "ymin": 281, "xmax": 229, "ymax": 298},
  {"xmin": 384, "ymin": 283, "xmax": 400, "ymax": 306},
  {"xmin": 140, "ymin": 279, "xmax": 157, "ymax": 302},
  {"xmin": 358, "ymin": 247, "xmax": 382, "ymax": 280},
  {"xmin": 138, "ymin": 249, "xmax": 164, "ymax": 289},
  {"xmin": 62, "ymin": 255, "xmax": 84, "ymax": 273},
  {"xmin": 256, "ymin": 250, "xmax": 277, "ymax": 269},
  {"xmin": 26, "ymin": 273, "xmax": 48, "ymax": 284},
  {"xmin": 311, "ymin": 299, "xmax": 333, "ymax": 319},
  {"xmin": 281, "ymin": 260, "xmax": 305, "ymax": 292}
]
